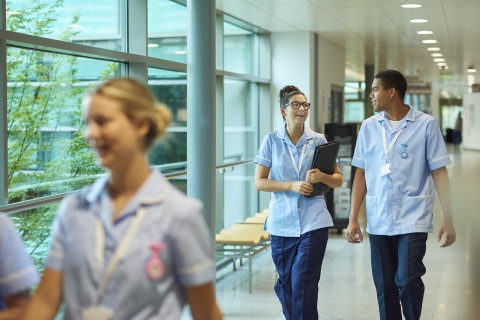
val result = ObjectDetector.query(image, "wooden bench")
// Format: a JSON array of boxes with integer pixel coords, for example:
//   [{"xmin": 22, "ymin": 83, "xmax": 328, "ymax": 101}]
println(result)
[{"xmin": 215, "ymin": 210, "xmax": 271, "ymax": 293}]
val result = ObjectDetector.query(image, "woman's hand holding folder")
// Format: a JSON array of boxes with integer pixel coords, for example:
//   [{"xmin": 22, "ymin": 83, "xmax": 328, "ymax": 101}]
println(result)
[{"xmin": 290, "ymin": 181, "xmax": 314, "ymax": 196}]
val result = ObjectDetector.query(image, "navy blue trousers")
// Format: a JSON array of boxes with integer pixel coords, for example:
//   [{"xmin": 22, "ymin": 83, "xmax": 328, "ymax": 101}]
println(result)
[
  {"xmin": 369, "ymin": 233, "xmax": 428, "ymax": 320},
  {"xmin": 271, "ymin": 228, "xmax": 329, "ymax": 320}
]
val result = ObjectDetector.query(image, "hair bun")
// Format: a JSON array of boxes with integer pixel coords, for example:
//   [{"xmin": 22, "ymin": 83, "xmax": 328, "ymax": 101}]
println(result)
[
  {"xmin": 279, "ymin": 85, "xmax": 301, "ymax": 101},
  {"xmin": 154, "ymin": 103, "xmax": 172, "ymax": 137}
]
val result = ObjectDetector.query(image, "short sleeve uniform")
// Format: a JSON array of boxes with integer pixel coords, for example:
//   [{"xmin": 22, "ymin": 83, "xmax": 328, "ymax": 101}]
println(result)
[
  {"xmin": 351, "ymin": 105, "xmax": 451, "ymax": 235},
  {"xmin": 255, "ymin": 124, "xmax": 334, "ymax": 237},
  {"xmin": 0, "ymin": 215, "xmax": 39, "ymax": 310},
  {"xmin": 44, "ymin": 170, "xmax": 215, "ymax": 320}
]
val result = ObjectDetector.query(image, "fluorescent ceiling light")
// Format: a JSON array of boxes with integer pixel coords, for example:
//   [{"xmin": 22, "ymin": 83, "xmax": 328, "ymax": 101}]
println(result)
[
  {"xmin": 468, "ymin": 68, "xmax": 476, "ymax": 73},
  {"xmin": 148, "ymin": 44, "xmax": 159, "ymax": 47},
  {"xmin": 402, "ymin": 4, "xmax": 422, "ymax": 8},
  {"xmin": 431, "ymin": 53, "xmax": 443, "ymax": 57},
  {"xmin": 417, "ymin": 31, "xmax": 433, "ymax": 34},
  {"xmin": 434, "ymin": 58, "xmax": 445, "ymax": 62},
  {"xmin": 445, "ymin": 66, "xmax": 449, "ymax": 69},
  {"xmin": 422, "ymin": 40, "xmax": 437, "ymax": 43},
  {"xmin": 427, "ymin": 47, "xmax": 441, "ymax": 51},
  {"xmin": 6, "ymin": 11, "xmax": 21, "ymax": 14},
  {"xmin": 437, "ymin": 63, "xmax": 447, "ymax": 66},
  {"xmin": 70, "ymin": 24, "xmax": 82, "ymax": 28},
  {"xmin": 410, "ymin": 19, "xmax": 428, "ymax": 23},
  {"xmin": 175, "ymin": 51, "xmax": 187, "ymax": 54}
]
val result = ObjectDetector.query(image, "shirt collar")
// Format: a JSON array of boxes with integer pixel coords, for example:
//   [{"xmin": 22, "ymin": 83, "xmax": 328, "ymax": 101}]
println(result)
[
  {"xmin": 85, "ymin": 169, "xmax": 168, "ymax": 207},
  {"xmin": 276, "ymin": 123, "xmax": 314, "ymax": 147},
  {"xmin": 375, "ymin": 104, "xmax": 416, "ymax": 133}
]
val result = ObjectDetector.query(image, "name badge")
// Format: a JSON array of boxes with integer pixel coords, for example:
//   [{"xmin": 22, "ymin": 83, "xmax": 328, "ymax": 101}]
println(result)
[
  {"xmin": 82, "ymin": 305, "xmax": 114, "ymax": 320},
  {"xmin": 380, "ymin": 163, "xmax": 391, "ymax": 177}
]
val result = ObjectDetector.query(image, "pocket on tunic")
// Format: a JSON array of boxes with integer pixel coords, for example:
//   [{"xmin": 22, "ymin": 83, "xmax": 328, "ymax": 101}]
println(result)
[
  {"xmin": 366, "ymin": 196, "xmax": 377, "ymax": 228},
  {"xmin": 403, "ymin": 196, "xmax": 433, "ymax": 226}
]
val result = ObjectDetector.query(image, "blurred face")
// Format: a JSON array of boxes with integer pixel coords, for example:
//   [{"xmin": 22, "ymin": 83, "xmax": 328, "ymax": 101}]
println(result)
[
  {"xmin": 281, "ymin": 94, "xmax": 309, "ymax": 125},
  {"xmin": 84, "ymin": 94, "xmax": 148, "ymax": 171},
  {"xmin": 369, "ymin": 78, "xmax": 393, "ymax": 113}
]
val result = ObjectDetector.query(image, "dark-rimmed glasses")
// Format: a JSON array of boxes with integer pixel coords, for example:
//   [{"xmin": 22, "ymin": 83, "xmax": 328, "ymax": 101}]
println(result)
[{"xmin": 284, "ymin": 101, "xmax": 311, "ymax": 110}]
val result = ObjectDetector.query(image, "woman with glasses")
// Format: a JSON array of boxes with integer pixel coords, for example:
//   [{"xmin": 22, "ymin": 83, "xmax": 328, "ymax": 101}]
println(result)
[{"xmin": 254, "ymin": 85, "xmax": 342, "ymax": 320}]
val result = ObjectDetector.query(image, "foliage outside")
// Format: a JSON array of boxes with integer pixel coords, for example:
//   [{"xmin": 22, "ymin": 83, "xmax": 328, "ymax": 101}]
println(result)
[{"xmin": 6, "ymin": 0, "xmax": 118, "ymax": 272}]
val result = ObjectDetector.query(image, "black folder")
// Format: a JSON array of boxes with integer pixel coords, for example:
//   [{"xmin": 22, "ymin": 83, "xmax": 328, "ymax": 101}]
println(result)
[{"xmin": 305, "ymin": 141, "xmax": 340, "ymax": 198}]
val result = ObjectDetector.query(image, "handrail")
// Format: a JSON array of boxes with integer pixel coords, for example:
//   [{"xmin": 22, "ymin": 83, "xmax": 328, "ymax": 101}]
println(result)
[{"xmin": 0, "ymin": 159, "xmax": 253, "ymax": 215}]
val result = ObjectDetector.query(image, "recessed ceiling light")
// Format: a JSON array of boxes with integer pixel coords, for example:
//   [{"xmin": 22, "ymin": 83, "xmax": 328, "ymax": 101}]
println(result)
[
  {"xmin": 6, "ymin": 11, "xmax": 21, "ymax": 14},
  {"xmin": 434, "ymin": 58, "xmax": 445, "ymax": 62},
  {"xmin": 410, "ymin": 19, "xmax": 428, "ymax": 23},
  {"xmin": 422, "ymin": 40, "xmax": 437, "ymax": 43},
  {"xmin": 402, "ymin": 4, "xmax": 422, "ymax": 8},
  {"xmin": 431, "ymin": 53, "xmax": 443, "ymax": 57},
  {"xmin": 467, "ymin": 68, "xmax": 476, "ymax": 73},
  {"xmin": 417, "ymin": 31, "xmax": 433, "ymax": 34},
  {"xmin": 148, "ymin": 44, "xmax": 159, "ymax": 47},
  {"xmin": 437, "ymin": 63, "xmax": 447, "ymax": 66},
  {"xmin": 427, "ymin": 47, "xmax": 441, "ymax": 51},
  {"xmin": 70, "ymin": 24, "xmax": 82, "ymax": 28},
  {"xmin": 175, "ymin": 51, "xmax": 187, "ymax": 54}
]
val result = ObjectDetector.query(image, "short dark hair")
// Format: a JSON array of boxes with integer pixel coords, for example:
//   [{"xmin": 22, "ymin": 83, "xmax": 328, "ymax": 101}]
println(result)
[{"xmin": 374, "ymin": 70, "xmax": 407, "ymax": 101}]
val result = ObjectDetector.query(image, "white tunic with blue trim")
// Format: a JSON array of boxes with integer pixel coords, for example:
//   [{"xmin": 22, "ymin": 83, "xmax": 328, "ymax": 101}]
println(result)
[
  {"xmin": 255, "ymin": 124, "xmax": 334, "ymax": 237},
  {"xmin": 351, "ymin": 105, "xmax": 452, "ymax": 236}
]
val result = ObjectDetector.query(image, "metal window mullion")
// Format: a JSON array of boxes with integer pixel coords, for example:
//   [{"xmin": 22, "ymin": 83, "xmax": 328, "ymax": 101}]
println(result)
[
  {"xmin": 127, "ymin": 0, "xmax": 148, "ymax": 83},
  {"xmin": 0, "ymin": 0, "xmax": 7, "ymax": 204},
  {"xmin": 216, "ymin": 70, "xmax": 270, "ymax": 84}
]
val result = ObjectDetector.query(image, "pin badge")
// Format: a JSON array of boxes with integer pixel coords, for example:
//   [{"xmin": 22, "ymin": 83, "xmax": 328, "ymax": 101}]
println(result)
[
  {"xmin": 145, "ymin": 242, "xmax": 166, "ymax": 280},
  {"xmin": 401, "ymin": 143, "xmax": 408, "ymax": 159}
]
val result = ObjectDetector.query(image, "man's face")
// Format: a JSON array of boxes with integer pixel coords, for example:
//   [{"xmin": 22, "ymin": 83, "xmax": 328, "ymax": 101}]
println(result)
[{"xmin": 369, "ymin": 78, "xmax": 391, "ymax": 113}]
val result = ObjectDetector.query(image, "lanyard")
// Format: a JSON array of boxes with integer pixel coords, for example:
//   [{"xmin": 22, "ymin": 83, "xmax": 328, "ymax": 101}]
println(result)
[
  {"xmin": 287, "ymin": 144, "xmax": 307, "ymax": 181},
  {"xmin": 382, "ymin": 126, "xmax": 402, "ymax": 164},
  {"xmin": 93, "ymin": 183, "xmax": 171, "ymax": 303}
]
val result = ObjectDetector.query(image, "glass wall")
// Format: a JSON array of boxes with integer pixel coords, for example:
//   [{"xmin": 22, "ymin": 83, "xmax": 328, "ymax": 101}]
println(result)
[
  {"xmin": 8, "ymin": 0, "xmax": 125, "ymax": 51},
  {"xmin": 148, "ymin": 0, "xmax": 187, "ymax": 63},
  {"xmin": 224, "ymin": 79, "xmax": 259, "ymax": 162},
  {"xmin": 4, "ymin": 0, "xmax": 269, "ymax": 278},
  {"xmin": 224, "ymin": 22, "xmax": 259, "ymax": 76},
  {"xmin": 7, "ymin": 47, "xmax": 122, "ymax": 204}
]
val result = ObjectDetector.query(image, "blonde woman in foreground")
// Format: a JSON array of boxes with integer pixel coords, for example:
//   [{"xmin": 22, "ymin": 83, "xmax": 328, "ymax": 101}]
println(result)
[{"xmin": 22, "ymin": 78, "xmax": 222, "ymax": 320}]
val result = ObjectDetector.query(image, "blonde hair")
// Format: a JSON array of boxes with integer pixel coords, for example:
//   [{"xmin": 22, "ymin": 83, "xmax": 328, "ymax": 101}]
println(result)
[{"xmin": 87, "ymin": 78, "xmax": 172, "ymax": 150}]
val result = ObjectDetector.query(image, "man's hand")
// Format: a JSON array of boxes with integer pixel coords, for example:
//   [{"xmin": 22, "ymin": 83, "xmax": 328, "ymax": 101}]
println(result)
[
  {"xmin": 346, "ymin": 220, "xmax": 363, "ymax": 243},
  {"xmin": 438, "ymin": 219, "xmax": 456, "ymax": 248},
  {"xmin": 290, "ymin": 181, "xmax": 314, "ymax": 195}
]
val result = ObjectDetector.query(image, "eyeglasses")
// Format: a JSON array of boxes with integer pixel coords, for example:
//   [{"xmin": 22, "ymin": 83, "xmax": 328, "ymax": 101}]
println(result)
[{"xmin": 284, "ymin": 101, "xmax": 311, "ymax": 110}]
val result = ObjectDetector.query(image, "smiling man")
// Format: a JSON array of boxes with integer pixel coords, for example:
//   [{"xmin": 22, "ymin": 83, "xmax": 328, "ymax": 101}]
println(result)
[{"xmin": 346, "ymin": 70, "xmax": 456, "ymax": 320}]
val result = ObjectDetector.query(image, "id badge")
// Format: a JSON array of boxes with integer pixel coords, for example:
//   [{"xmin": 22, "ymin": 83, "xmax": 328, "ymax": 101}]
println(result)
[
  {"xmin": 82, "ymin": 305, "xmax": 114, "ymax": 320},
  {"xmin": 380, "ymin": 163, "xmax": 391, "ymax": 177}
]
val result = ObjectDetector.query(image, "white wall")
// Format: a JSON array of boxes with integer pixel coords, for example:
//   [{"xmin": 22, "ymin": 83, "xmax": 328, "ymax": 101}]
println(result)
[
  {"xmin": 316, "ymin": 36, "xmax": 346, "ymax": 133},
  {"xmin": 270, "ymin": 32, "xmax": 346, "ymax": 134},
  {"xmin": 271, "ymin": 32, "xmax": 314, "ymax": 132},
  {"xmin": 463, "ymin": 93, "xmax": 480, "ymax": 151}
]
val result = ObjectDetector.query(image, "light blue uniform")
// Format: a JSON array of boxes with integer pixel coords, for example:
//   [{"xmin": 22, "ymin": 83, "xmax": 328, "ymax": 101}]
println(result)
[
  {"xmin": 0, "ymin": 215, "xmax": 39, "ymax": 310},
  {"xmin": 351, "ymin": 105, "xmax": 452, "ymax": 236},
  {"xmin": 255, "ymin": 124, "xmax": 334, "ymax": 237},
  {"xmin": 45, "ymin": 170, "xmax": 215, "ymax": 320}
]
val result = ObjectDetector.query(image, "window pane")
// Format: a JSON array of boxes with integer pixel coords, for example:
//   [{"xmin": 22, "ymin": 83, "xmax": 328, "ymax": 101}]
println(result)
[
  {"xmin": 11, "ymin": 204, "xmax": 58, "ymax": 273},
  {"xmin": 7, "ymin": 46, "xmax": 123, "ymax": 203},
  {"xmin": 224, "ymin": 79, "xmax": 258, "ymax": 161},
  {"xmin": 148, "ymin": 68, "xmax": 187, "ymax": 170},
  {"xmin": 344, "ymin": 101, "xmax": 365, "ymax": 123},
  {"xmin": 7, "ymin": 0, "xmax": 124, "ymax": 51},
  {"xmin": 148, "ymin": 0, "xmax": 187, "ymax": 63},
  {"xmin": 223, "ymin": 162, "xmax": 258, "ymax": 229},
  {"xmin": 224, "ymin": 22, "xmax": 258, "ymax": 76}
]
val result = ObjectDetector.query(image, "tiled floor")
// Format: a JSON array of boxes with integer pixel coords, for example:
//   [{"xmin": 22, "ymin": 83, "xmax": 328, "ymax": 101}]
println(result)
[{"xmin": 187, "ymin": 145, "xmax": 480, "ymax": 320}]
